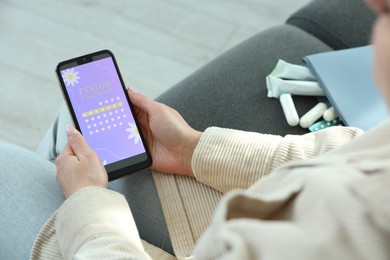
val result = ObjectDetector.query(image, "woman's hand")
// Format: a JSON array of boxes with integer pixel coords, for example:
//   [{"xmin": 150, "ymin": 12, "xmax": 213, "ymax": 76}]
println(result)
[
  {"xmin": 56, "ymin": 125, "xmax": 108, "ymax": 198},
  {"xmin": 128, "ymin": 88, "xmax": 202, "ymax": 177}
]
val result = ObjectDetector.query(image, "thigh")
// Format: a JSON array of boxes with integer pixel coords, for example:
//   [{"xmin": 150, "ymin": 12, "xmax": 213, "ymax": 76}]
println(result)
[
  {"xmin": 156, "ymin": 25, "xmax": 333, "ymax": 136},
  {"xmin": 0, "ymin": 142, "xmax": 64, "ymax": 259}
]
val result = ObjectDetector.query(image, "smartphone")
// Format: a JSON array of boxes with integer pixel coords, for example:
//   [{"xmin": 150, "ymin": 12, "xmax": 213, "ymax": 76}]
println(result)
[{"xmin": 56, "ymin": 50, "xmax": 152, "ymax": 181}]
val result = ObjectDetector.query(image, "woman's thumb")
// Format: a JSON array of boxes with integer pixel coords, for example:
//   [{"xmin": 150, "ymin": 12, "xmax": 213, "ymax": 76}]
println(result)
[{"xmin": 66, "ymin": 124, "xmax": 91, "ymax": 157}]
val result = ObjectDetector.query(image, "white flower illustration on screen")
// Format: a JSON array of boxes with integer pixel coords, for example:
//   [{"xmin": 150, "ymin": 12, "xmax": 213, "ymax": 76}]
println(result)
[
  {"xmin": 61, "ymin": 68, "xmax": 80, "ymax": 86},
  {"xmin": 126, "ymin": 122, "xmax": 140, "ymax": 144}
]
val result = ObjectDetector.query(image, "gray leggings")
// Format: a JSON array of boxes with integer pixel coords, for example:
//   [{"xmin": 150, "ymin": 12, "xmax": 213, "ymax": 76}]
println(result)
[{"xmin": 0, "ymin": 140, "xmax": 173, "ymax": 259}]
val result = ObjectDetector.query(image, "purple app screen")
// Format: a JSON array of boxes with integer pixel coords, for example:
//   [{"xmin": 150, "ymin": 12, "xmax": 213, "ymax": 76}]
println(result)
[{"xmin": 61, "ymin": 57, "xmax": 145, "ymax": 166}]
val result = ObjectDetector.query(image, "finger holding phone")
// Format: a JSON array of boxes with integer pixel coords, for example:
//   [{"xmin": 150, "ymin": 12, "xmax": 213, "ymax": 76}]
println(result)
[
  {"xmin": 56, "ymin": 125, "xmax": 108, "ymax": 198},
  {"xmin": 127, "ymin": 88, "xmax": 202, "ymax": 177}
]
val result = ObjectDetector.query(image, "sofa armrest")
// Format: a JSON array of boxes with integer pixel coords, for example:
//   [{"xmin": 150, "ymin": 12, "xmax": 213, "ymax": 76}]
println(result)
[{"xmin": 286, "ymin": 0, "xmax": 377, "ymax": 50}]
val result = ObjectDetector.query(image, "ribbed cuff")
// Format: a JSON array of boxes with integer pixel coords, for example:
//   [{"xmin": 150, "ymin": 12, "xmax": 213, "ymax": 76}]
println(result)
[
  {"xmin": 55, "ymin": 186, "xmax": 143, "ymax": 259},
  {"xmin": 192, "ymin": 127, "xmax": 282, "ymax": 193}
]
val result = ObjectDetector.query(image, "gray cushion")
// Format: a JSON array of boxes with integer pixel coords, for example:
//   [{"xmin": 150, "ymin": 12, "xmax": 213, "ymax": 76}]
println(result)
[{"xmin": 156, "ymin": 25, "xmax": 332, "ymax": 136}]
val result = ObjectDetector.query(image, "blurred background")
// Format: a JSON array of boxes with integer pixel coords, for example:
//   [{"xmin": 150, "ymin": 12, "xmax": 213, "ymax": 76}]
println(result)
[{"xmin": 0, "ymin": 0, "xmax": 311, "ymax": 151}]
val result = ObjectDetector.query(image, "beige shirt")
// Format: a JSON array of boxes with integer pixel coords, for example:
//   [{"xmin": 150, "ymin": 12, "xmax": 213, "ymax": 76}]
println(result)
[{"xmin": 32, "ymin": 122, "xmax": 390, "ymax": 259}]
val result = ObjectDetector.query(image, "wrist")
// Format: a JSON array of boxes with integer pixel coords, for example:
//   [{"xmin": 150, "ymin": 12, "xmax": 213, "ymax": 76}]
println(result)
[{"xmin": 181, "ymin": 130, "xmax": 202, "ymax": 177}]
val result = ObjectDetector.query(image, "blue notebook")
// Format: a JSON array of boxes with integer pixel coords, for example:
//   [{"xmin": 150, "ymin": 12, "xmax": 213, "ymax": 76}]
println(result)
[{"xmin": 304, "ymin": 45, "xmax": 388, "ymax": 131}]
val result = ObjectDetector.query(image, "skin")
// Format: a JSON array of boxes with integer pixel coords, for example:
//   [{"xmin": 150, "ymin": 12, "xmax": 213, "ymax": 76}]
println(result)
[
  {"xmin": 127, "ymin": 88, "xmax": 202, "ymax": 177},
  {"xmin": 57, "ymin": 0, "xmax": 390, "ymax": 199},
  {"xmin": 56, "ymin": 88, "xmax": 201, "ymax": 198},
  {"xmin": 369, "ymin": 0, "xmax": 390, "ymax": 105},
  {"xmin": 366, "ymin": 0, "xmax": 390, "ymax": 12},
  {"xmin": 56, "ymin": 125, "xmax": 108, "ymax": 198}
]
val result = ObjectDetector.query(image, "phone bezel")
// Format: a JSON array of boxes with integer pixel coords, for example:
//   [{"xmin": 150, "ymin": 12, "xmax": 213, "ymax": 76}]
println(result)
[{"xmin": 56, "ymin": 50, "xmax": 152, "ymax": 181}]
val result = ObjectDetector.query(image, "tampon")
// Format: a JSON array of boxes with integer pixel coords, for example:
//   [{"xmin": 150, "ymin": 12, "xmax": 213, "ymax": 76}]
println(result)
[
  {"xmin": 323, "ymin": 106, "xmax": 338, "ymax": 121},
  {"xmin": 266, "ymin": 75, "xmax": 325, "ymax": 98},
  {"xmin": 280, "ymin": 94, "xmax": 299, "ymax": 127},
  {"xmin": 270, "ymin": 59, "xmax": 316, "ymax": 81},
  {"xmin": 299, "ymin": 102, "xmax": 328, "ymax": 128}
]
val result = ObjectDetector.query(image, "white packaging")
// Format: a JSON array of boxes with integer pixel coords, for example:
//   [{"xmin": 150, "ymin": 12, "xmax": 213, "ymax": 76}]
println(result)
[
  {"xmin": 266, "ymin": 75, "xmax": 325, "ymax": 98},
  {"xmin": 270, "ymin": 59, "xmax": 316, "ymax": 81}
]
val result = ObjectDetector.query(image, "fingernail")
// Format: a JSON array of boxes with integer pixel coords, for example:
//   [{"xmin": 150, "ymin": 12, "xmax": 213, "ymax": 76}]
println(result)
[
  {"xmin": 127, "ymin": 86, "xmax": 139, "ymax": 94},
  {"xmin": 66, "ymin": 124, "xmax": 77, "ymax": 136}
]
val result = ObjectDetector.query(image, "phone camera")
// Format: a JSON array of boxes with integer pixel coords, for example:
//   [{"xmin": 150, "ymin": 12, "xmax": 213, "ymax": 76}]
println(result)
[{"xmin": 77, "ymin": 57, "xmax": 90, "ymax": 65}]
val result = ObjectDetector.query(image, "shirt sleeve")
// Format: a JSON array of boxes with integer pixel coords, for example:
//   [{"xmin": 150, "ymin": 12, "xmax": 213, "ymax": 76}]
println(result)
[
  {"xmin": 55, "ymin": 186, "xmax": 152, "ymax": 260},
  {"xmin": 191, "ymin": 126, "xmax": 363, "ymax": 193}
]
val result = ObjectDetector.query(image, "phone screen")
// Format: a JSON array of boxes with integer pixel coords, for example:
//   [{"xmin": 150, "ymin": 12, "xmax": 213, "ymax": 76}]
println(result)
[{"xmin": 56, "ymin": 50, "xmax": 151, "ymax": 180}]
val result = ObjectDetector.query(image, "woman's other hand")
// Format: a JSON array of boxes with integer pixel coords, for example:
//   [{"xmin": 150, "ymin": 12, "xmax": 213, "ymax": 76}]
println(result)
[
  {"xmin": 56, "ymin": 125, "xmax": 108, "ymax": 198},
  {"xmin": 128, "ymin": 88, "xmax": 202, "ymax": 177}
]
